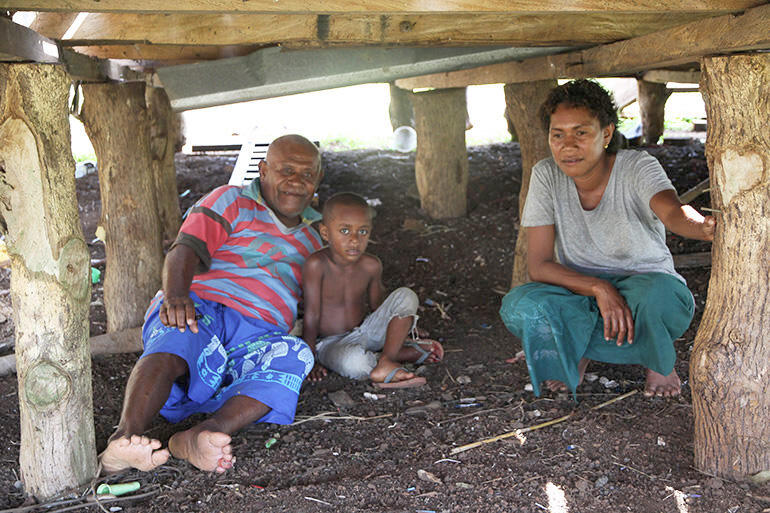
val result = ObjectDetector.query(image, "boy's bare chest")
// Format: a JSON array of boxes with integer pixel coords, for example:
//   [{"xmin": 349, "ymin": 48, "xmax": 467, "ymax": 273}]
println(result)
[{"xmin": 321, "ymin": 266, "xmax": 371, "ymax": 305}]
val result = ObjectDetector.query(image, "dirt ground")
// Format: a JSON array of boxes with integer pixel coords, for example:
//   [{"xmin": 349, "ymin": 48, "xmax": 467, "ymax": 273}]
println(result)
[{"xmin": 1, "ymin": 140, "xmax": 768, "ymax": 513}]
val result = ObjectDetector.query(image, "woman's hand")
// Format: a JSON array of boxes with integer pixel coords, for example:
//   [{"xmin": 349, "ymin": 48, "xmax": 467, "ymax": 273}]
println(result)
[{"xmin": 592, "ymin": 280, "xmax": 634, "ymax": 346}]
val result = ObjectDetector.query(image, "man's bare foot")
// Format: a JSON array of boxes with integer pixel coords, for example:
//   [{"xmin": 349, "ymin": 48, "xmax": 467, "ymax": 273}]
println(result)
[
  {"xmin": 99, "ymin": 435, "xmax": 169, "ymax": 474},
  {"xmin": 544, "ymin": 358, "xmax": 591, "ymax": 393},
  {"xmin": 644, "ymin": 368, "xmax": 681, "ymax": 397},
  {"xmin": 168, "ymin": 428, "xmax": 234, "ymax": 473},
  {"xmin": 370, "ymin": 356, "xmax": 415, "ymax": 384}
]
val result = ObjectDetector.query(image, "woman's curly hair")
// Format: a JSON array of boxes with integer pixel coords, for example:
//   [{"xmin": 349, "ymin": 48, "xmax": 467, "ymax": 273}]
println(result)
[{"xmin": 539, "ymin": 79, "xmax": 622, "ymax": 153}]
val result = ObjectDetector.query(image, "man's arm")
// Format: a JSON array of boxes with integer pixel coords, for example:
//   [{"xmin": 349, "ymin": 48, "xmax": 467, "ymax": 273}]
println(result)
[
  {"xmin": 649, "ymin": 189, "xmax": 716, "ymax": 241},
  {"xmin": 302, "ymin": 256, "xmax": 327, "ymax": 381},
  {"xmin": 159, "ymin": 244, "xmax": 202, "ymax": 333}
]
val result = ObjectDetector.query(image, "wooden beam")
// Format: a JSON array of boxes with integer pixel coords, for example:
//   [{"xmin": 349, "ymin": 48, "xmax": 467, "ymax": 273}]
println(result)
[
  {"xmin": 69, "ymin": 44, "xmax": 259, "ymax": 63},
  {"xmin": 0, "ymin": 16, "xmax": 60, "ymax": 62},
  {"xmin": 643, "ymin": 69, "xmax": 701, "ymax": 84},
  {"xmin": 30, "ymin": 12, "xmax": 716, "ymax": 47},
  {"xmin": 396, "ymin": 4, "xmax": 770, "ymax": 89},
  {"xmin": 1, "ymin": 0, "xmax": 763, "ymax": 14}
]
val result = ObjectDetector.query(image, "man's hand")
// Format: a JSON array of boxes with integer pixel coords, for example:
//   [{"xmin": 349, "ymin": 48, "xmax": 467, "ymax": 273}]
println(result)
[
  {"xmin": 159, "ymin": 295, "xmax": 198, "ymax": 333},
  {"xmin": 307, "ymin": 362, "xmax": 328, "ymax": 382},
  {"xmin": 592, "ymin": 280, "xmax": 634, "ymax": 346}
]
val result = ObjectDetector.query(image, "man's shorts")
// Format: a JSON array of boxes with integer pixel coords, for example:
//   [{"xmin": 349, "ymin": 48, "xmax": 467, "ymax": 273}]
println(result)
[{"xmin": 142, "ymin": 291, "xmax": 314, "ymax": 425}]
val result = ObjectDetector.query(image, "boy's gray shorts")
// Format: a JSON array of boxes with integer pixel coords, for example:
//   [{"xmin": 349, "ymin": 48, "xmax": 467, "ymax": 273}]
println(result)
[{"xmin": 316, "ymin": 287, "xmax": 419, "ymax": 379}]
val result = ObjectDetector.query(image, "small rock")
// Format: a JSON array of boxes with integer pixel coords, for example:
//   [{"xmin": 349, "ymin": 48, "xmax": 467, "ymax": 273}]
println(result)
[
  {"xmin": 584, "ymin": 372, "xmax": 599, "ymax": 382},
  {"xmin": 524, "ymin": 383, "xmax": 534, "ymax": 392},
  {"xmin": 282, "ymin": 433, "xmax": 295, "ymax": 443},
  {"xmin": 405, "ymin": 400, "xmax": 441, "ymax": 415},
  {"xmin": 705, "ymin": 477, "xmax": 723, "ymax": 489},
  {"xmin": 417, "ymin": 469, "xmax": 443, "ymax": 485},
  {"xmin": 466, "ymin": 363, "xmax": 485, "ymax": 372},
  {"xmin": 456, "ymin": 375, "xmax": 472, "ymax": 385},
  {"xmin": 599, "ymin": 376, "xmax": 609, "ymax": 385},
  {"xmin": 575, "ymin": 480, "xmax": 590, "ymax": 493},
  {"xmin": 602, "ymin": 379, "xmax": 618, "ymax": 389},
  {"xmin": 526, "ymin": 409, "xmax": 542, "ymax": 419},
  {"xmin": 595, "ymin": 476, "xmax": 609, "ymax": 488},
  {"xmin": 441, "ymin": 392, "xmax": 454, "ymax": 401},
  {"xmin": 455, "ymin": 482, "xmax": 473, "ymax": 489},
  {"xmin": 423, "ymin": 428, "xmax": 433, "ymax": 438},
  {"xmin": 657, "ymin": 436, "xmax": 666, "ymax": 447},
  {"xmin": 328, "ymin": 390, "xmax": 356, "ymax": 408}
]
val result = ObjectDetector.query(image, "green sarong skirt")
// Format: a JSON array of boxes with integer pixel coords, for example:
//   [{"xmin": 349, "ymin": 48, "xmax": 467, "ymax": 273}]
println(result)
[{"xmin": 499, "ymin": 273, "xmax": 694, "ymax": 398}]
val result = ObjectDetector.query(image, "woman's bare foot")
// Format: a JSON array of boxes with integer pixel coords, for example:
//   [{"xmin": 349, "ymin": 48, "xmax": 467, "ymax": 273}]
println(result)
[
  {"xmin": 544, "ymin": 358, "xmax": 591, "ymax": 392},
  {"xmin": 99, "ymin": 435, "xmax": 169, "ymax": 474},
  {"xmin": 370, "ymin": 356, "xmax": 415, "ymax": 384},
  {"xmin": 644, "ymin": 368, "xmax": 681, "ymax": 397},
  {"xmin": 168, "ymin": 428, "xmax": 234, "ymax": 473}
]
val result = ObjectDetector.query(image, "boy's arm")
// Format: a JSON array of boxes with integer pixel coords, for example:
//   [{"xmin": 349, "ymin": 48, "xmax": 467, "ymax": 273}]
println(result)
[
  {"xmin": 366, "ymin": 255, "xmax": 386, "ymax": 311},
  {"xmin": 302, "ymin": 255, "xmax": 327, "ymax": 381}
]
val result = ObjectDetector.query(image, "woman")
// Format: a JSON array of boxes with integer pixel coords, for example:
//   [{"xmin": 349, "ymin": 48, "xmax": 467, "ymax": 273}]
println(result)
[{"xmin": 500, "ymin": 80, "xmax": 715, "ymax": 398}]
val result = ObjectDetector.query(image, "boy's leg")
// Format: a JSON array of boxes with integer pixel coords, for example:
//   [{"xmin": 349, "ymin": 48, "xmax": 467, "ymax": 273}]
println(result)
[
  {"xmin": 100, "ymin": 352, "xmax": 187, "ymax": 473},
  {"xmin": 317, "ymin": 333, "xmax": 379, "ymax": 380}
]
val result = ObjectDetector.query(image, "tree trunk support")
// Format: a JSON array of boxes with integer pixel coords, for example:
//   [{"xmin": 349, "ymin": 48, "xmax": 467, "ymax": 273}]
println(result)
[
  {"xmin": 0, "ymin": 63, "xmax": 97, "ymax": 500},
  {"xmin": 637, "ymin": 79, "xmax": 671, "ymax": 145},
  {"xmin": 412, "ymin": 87, "xmax": 468, "ymax": 219},
  {"xmin": 504, "ymin": 80, "xmax": 557, "ymax": 288},
  {"xmin": 81, "ymin": 82, "xmax": 163, "ymax": 332},
  {"xmin": 691, "ymin": 53, "xmax": 770, "ymax": 480},
  {"xmin": 388, "ymin": 82, "xmax": 414, "ymax": 130},
  {"xmin": 147, "ymin": 86, "xmax": 182, "ymax": 243}
]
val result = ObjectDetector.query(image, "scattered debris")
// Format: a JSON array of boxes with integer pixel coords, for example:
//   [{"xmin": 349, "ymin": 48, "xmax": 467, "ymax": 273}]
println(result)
[
  {"xmin": 96, "ymin": 482, "xmax": 140, "ymax": 496},
  {"xmin": 456, "ymin": 375, "xmax": 472, "ymax": 385},
  {"xmin": 657, "ymin": 436, "xmax": 666, "ymax": 447},
  {"xmin": 417, "ymin": 469, "xmax": 443, "ymax": 485}
]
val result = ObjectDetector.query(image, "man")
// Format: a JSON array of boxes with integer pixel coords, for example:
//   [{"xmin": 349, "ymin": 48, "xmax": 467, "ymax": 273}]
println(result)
[{"xmin": 99, "ymin": 135, "xmax": 323, "ymax": 474}]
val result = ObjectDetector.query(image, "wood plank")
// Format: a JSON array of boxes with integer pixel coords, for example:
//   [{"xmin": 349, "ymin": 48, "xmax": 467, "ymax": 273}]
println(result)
[
  {"xmin": 673, "ymin": 251, "xmax": 712, "ymax": 269},
  {"xmin": 2, "ymin": 0, "xmax": 763, "ymax": 14},
  {"xmin": 0, "ymin": 16, "xmax": 60, "ymax": 62},
  {"xmin": 396, "ymin": 4, "xmax": 770, "ymax": 89},
  {"xmin": 69, "ymin": 44, "xmax": 259, "ymax": 62},
  {"xmin": 643, "ymin": 69, "xmax": 701, "ymax": 84},
  {"xmin": 30, "ymin": 12, "xmax": 716, "ymax": 47}
]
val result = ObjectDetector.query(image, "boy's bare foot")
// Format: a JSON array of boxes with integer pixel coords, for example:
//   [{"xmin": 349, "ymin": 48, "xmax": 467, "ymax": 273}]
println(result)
[
  {"xmin": 99, "ymin": 435, "xmax": 169, "ymax": 474},
  {"xmin": 168, "ymin": 428, "xmax": 234, "ymax": 473},
  {"xmin": 544, "ymin": 358, "xmax": 591, "ymax": 393},
  {"xmin": 644, "ymin": 368, "xmax": 681, "ymax": 397},
  {"xmin": 370, "ymin": 356, "xmax": 417, "ymax": 384}
]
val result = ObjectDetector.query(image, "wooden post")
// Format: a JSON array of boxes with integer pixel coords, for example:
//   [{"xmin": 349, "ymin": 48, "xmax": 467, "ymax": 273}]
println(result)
[
  {"xmin": 0, "ymin": 64, "xmax": 96, "ymax": 500},
  {"xmin": 637, "ymin": 79, "xmax": 671, "ymax": 145},
  {"xmin": 504, "ymin": 80, "xmax": 557, "ymax": 288},
  {"xmin": 412, "ymin": 87, "xmax": 468, "ymax": 219},
  {"xmin": 691, "ymin": 53, "xmax": 770, "ymax": 480},
  {"xmin": 81, "ymin": 82, "xmax": 163, "ymax": 332},
  {"xmin": 147, "ymin": 86, "xmax": 182, "ymax": 242},
  {"xmin": 388, "ymin": 82, "xmax": 414, "ymax": 130}
]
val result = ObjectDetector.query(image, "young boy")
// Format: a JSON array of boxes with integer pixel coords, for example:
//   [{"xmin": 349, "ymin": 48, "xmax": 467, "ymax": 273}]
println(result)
[{"xmin": 302, "ymin": 192, "xmax": 443, "ymax": 387}]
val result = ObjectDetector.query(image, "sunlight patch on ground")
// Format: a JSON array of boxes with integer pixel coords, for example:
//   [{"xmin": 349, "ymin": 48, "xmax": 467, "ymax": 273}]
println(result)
[
  {"xmin": 544, "ymin": 481, "xmax": 570, "ymax": 513},
  {"xmin": 665, "ymin": 485, "xmax": 690, "ymax": 513}
]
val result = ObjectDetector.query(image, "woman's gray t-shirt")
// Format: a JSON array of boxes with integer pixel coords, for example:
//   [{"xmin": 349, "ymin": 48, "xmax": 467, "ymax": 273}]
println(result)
[{"xmin": 521, "ymin": 149, "xmax": 683, "ymax": 282}]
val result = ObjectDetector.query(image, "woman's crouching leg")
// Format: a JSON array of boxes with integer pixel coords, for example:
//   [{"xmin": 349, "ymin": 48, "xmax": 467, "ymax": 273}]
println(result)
[{"xmin": 500, "ymin": 282, "xmax": 599, "ymax": 397}]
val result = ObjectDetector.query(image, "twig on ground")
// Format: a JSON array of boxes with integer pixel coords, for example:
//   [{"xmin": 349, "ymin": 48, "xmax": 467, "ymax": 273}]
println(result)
[
  {"xmin": 444, "ymin": 367, "xmax": 457, "ymax": 385},
  {"xmin": 304, "ymin": 496, "xmax": 332, "ymax": 506},
  {"xmin": 291, "ymin": 412, "xmax": 393, "ymax": 426},
  {"xmin": 450, "ymin": 390, "xmax": 638, "ymax": 455},
  {"xmin": 612, "ymin": 461, "xmax": 669, "ymax": 482}
]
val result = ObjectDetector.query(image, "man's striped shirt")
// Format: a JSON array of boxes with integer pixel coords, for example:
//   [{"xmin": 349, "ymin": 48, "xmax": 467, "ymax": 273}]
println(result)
[{"xmin": 167, "ymin": 179, "xmax": 322, "ymax": 332}]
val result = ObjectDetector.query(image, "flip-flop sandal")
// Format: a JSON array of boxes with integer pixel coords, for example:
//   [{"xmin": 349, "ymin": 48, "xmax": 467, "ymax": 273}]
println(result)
[
  {"xmin": 404, "ymin": 339, "xmax": 444, "ymax": 364},
  {"xmin": 373, "ymin": 367, "xmax": 427, "ymax": 389}
]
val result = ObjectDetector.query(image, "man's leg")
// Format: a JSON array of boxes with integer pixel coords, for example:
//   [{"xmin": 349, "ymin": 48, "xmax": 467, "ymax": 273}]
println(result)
[
  {"xmin": 100, "ymin": 352, "xmax": 187, "ymax": 473},
  {"xmin": 169, "ymin": 396, "xmax": 270, "ymax": 473}
]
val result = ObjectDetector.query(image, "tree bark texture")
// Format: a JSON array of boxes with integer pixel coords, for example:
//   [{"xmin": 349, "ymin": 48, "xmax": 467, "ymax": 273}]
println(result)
[
  {"xmin": 637, "ymin": 79, "xmax": 671, "ymax": 145},
  {"xmin": 146, "ymin": 86, "xmax": 182, "ymax": 242},
  {"xmin": 691, "ymin": 54, "xmax": 770, "ymax": 480},
  {"xmin": 413, "ymin": 87, "xmax": 468, "ymax": 219},
  {"xmin": 81, "ymin": 82, "xmax": 163, "ymax": 332},
  {"xmin": 0, "ymin": 64, "xmax": 96, "ymax": 500},
  {"xmin": 504, "ymin": 80, "xmax": 557, "ymax": 288},
  {"xmin": 389, "ymin": 83, "xmax": 414, "ymax": 130}
]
